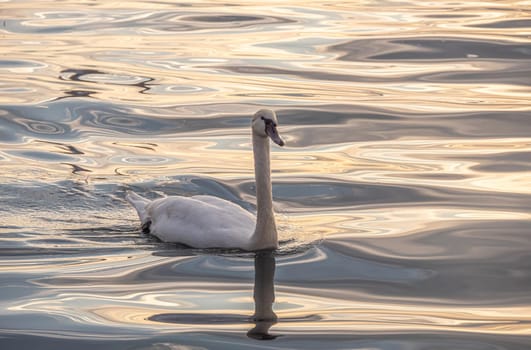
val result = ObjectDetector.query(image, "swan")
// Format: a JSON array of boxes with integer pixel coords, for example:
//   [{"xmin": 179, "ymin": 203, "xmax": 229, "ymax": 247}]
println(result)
[{"xmin": 126, "ymin": 109, "xmax": 285, "ymax": 251}]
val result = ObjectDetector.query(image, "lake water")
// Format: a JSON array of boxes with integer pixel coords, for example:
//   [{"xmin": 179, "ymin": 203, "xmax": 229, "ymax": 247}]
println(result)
[{"xmin": 1, "ymin": 1, "xmax": 531, "ymax": 349}]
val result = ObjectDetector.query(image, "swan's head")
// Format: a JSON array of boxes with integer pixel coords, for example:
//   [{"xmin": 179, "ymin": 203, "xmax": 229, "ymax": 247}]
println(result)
[{"xmin": 252, "ymin": 109, "xmax": 285, "ymax": 147}]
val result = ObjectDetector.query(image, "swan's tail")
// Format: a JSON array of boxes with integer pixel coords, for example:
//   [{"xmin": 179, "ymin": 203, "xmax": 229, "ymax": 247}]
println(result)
[{"xmin": 125, "ymin": 190, "xmax": 151, "ymax": 226}]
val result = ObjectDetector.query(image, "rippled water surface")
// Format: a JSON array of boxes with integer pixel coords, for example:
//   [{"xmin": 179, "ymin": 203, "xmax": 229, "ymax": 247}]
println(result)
[{"xmin": 1, "ymin": 1, "xmax": 531, "ymax": 349}]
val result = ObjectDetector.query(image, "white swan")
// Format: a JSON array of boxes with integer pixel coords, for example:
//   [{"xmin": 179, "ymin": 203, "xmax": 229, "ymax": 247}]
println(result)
[{"xmin": 126, "ymin": 109, "xmax": 285, "ymax": 251}]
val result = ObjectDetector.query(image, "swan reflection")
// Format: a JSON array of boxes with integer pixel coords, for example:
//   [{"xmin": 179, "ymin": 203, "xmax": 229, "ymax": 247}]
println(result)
[
  {"xmin": 247, "ymin": 250, "xmax": 277, "ymax": 340},
  {"xmin": 148, "ymin": 250, "xmax": 278, "ymax": 340}
]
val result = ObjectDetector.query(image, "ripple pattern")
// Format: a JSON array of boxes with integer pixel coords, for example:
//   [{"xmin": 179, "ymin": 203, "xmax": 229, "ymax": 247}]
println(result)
[{"xmin": 1, "ymin": 0, "xmax": 531, "ymax": 349}]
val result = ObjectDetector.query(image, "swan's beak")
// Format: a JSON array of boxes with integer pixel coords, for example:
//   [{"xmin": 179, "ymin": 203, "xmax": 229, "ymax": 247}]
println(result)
[{"xmin": 265, "ymin": 123, "xmax": 285, "ymax": 147}]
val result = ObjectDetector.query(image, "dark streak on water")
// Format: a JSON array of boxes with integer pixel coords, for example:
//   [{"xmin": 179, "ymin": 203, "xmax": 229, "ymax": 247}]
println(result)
[{"xmin": 1, "ymin": 1, "xmax": 531, "ymax": 349}]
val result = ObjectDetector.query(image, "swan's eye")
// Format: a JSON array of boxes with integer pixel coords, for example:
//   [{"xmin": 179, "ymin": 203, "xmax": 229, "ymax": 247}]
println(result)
[
  {"xmin": 262, "ymin": 118, "xmax": 277, "ymax": 127},
  {"xmin": 260, "ymin": 116, "xmax": 265, "ymax": 120}
]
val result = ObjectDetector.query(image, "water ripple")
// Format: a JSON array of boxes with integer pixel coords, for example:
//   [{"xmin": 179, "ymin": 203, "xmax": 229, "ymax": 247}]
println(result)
[
  {"xmin": 331, "ymin": 37, "xmax": 531, "ymax": 61},
  {"xmin": 1, "ymin": 0, "xmax": 531, "ymax": 348},
  {"xmin": 3, "ymin": 9, "xmax": 293, "ymax": 35}
]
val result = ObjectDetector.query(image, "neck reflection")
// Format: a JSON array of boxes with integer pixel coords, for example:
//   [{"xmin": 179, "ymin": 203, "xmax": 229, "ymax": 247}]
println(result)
[{"xmin": 247, "ymin": 250, "xmax": 278, "ymax": 340}]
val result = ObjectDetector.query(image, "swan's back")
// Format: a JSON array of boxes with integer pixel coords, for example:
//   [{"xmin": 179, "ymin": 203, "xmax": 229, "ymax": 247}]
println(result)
[{"xmin": 137, "ymin": 194, "xmax": 256, "ymax": 249}]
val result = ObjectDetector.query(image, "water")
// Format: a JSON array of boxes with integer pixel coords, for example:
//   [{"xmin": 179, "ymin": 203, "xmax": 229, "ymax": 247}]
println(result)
[{"xmin": 1, "ymin": 0, "xmax": 531, "ymax": 349}]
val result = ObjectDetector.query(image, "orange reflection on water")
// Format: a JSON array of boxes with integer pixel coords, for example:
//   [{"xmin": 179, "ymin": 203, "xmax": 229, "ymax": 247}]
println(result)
[
  {"xmin": 1, "ymin": 0, "xmax": 531, "ymax": 346},
  {"xmin": 1, "ymin": 0, "xmax": 530, "ymax": 110}
]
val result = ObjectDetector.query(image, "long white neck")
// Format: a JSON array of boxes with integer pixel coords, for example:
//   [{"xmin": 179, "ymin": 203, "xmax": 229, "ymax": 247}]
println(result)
[{"xmin": 248, "ymin": 132, "xmax": 279, "ymax": 250}]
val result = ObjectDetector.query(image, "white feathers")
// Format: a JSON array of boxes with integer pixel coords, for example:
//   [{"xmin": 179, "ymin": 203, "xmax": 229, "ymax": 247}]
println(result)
[
  {"xmin": 127, "ymin": 192, "xmax": 255, "ymax": 249},
  {"xmin": 126, "ymin": 109, "xmax": 283, "ymax": 251},
  {"xmin": 125, "ymin": 190, "xmax": 150, "ymax": 224}
]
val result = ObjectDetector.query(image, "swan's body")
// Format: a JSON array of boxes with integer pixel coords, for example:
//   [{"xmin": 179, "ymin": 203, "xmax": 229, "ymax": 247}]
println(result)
[
  {"xmin": 126, "ymin": 109, "xmax": 284, "ymax": 251},
  {"xmin": 126, "ymin": 192, "xmax": 256, "ymax": 249}
]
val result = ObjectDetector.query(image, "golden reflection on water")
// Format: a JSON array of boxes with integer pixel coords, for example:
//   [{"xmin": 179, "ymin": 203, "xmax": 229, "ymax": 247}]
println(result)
[
  {"xmin": 2, "ymin": 0, "xmax": 530, "ymax": 109},
  {"xmin": 8, "ymin": 253, "xmax": 531, "ymax": 337},
  {"xmin": 1, "ymin": 0, "xmax": 531, "ymax": 347},
  {"xmin": 86, "ymin": 301, "xmax": 531, "ymax": 335}
]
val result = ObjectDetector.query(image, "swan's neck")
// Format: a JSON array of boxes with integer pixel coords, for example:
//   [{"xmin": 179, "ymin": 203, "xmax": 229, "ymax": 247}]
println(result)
[{"xmin": 249, "ymin": 133, "xmax": 278, "ymax": 250}]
